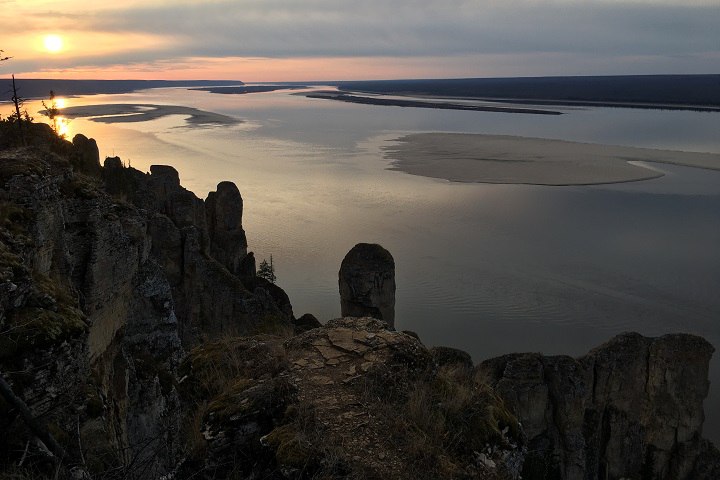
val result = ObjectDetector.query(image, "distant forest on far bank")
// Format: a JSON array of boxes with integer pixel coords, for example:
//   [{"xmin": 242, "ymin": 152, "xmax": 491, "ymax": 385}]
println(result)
[
  {"xmin": 336, "ymin": 75, "xmax": 720, "ymax": 109},
  {"xmin": 0, "ymin": 79, "xmax": 244, "ymax": 102},
  {"xmin": 2, "ymin": 75, "xmax": 719, "ymax": 110}
]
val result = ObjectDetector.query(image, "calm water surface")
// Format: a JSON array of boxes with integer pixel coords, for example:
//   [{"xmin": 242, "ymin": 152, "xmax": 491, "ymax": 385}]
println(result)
[{"xmin": 5, "ymin": 87, "xmax": 720, "ymax": 441}]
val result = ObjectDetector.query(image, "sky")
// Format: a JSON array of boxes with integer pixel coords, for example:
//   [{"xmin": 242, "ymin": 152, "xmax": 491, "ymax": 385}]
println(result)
[{"xmin": 1, "ymin": 0, "xmax": 719, "ymax": 81}]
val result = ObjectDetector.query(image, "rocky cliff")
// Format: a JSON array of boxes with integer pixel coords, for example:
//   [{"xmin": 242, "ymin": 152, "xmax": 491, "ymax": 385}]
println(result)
[
  {"xmin": 479, "ymin": 333, "xmax": 720, "ymax": 480},
  {"xmin": 0, "ymin": 123, "xmax": 718, "ymax": 480},
  {"xmin": 0, "ymin": 123, "xmax": 293, "ymax": 478}
]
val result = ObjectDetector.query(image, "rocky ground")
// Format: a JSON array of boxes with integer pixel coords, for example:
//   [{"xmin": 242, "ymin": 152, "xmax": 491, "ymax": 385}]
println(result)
[{"xmin": 180, "ymin": 317, "xmax": 523, "ymax": 480}]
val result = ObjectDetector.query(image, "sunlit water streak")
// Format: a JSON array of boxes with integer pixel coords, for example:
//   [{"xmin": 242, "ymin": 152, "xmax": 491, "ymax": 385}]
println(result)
[{"xmin": 3, "ymin": 87, "xmax": 720, "ymax": 441}]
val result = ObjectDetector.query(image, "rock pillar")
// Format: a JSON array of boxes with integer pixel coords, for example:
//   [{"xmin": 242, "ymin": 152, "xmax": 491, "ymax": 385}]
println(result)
[
  {"xmin": 205, "ymin": 181, "xmax": 248, "ymax": 276},
  {"xmin": 338, "ymin": 243, "xmax": 395, "ymax": 327}
]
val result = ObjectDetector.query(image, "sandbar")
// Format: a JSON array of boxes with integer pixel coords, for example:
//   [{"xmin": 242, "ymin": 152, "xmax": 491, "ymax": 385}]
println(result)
[
  {"xmin": 384, "ymin": 133, "xmax": 720, "ymax": 185},
  {"xmin": 306, "ymin": 92, "xmax": 562, "ymax": 115},
  {"xmin": 193, "ymin": 85, "xmax": 308, "ymax": 95},
  {"xmin": 57, "ymin": 104, "xmax": 241, "ymax": 126}
]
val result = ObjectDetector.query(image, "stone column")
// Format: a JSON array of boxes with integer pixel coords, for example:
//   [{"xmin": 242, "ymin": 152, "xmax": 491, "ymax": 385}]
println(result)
[{"xmin": 338, "ymin": 243, "xmax": 395, "ymax": 327}]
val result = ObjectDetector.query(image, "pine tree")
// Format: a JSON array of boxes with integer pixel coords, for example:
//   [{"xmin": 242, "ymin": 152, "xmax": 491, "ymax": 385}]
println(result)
[{"xmin": 257, "ymin": 255, "xmax": 277, "ymax": 283}]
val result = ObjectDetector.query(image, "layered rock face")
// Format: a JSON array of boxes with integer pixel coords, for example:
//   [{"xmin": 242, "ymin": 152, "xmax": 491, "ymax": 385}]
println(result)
[
  {"xmin": 0, "ymin": 129, "xmax": 293, "ymax": 478},
  {"xmin": 479, "ymin": 332, "xmax": 719, "ymax": 480},
  {"xmin": 103, "ymin": 159, "xmax": 293, "ymax": 344},
  {"xmin": 0, "ymin": 145, "xmax": 184, "ymax": 477},
  {"xmin": 339, "ymin": 243, "xmax": 396, "ymax": 327}
]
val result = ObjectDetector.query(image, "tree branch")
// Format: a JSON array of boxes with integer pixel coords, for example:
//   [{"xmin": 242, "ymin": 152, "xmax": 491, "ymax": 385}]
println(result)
[{"xmin": 0, "ymin": 371, "xmax": 67, "ymax": 462}]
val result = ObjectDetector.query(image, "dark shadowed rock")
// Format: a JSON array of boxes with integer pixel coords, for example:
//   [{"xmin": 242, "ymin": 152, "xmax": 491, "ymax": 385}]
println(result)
[
  {"xmin": 253, "ymin": 276, "xmax": 294, "ymax": 320},
  {"xmin": 71, "ymin": 134, "xmax": 101, "ymax": 176},
  {"xmin": 293, "ymin": 313, "xmax": 322, "ymax": 333},
  {"xmin": 103, "ymin": 156, "xmax": 122, "ymax": 170},
  {"xmin": 239, "ymin": 251, "xmax": 256, "ymax": 281},
  {"xmin": 149, "ymin": 164, "xmax": 180, "ymax": 184},
  {"xmin": 101, "ymin": 162, "xmax": 293, "ymax": 345},
  {"xmin": 338, "ymin": 243, "xmax": 395, "ymax": 327},
  {"xmin": 478, "ymin": 332, "xmax": 717, "ymax": 480},
  {"xmin": 0, "ymin": 143, "xmax": 296, "ymax": 478},
  {"xmin": 430, "ymin": 346, "xmax": 474, "ymax": 372},
  {"xmin": 205, "ymin": 181, "xmax": 248, "ymax": 277},
  {"xmin": 402, "ymin": 329, "xmax": 422, "ymax": 341},
  {"xmin": 148, "ymin": 165, "xmax": 207, "ymax": 231}
]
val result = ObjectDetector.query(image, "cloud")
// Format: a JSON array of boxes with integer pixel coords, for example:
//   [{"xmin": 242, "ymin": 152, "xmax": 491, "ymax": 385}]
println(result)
[
  {"xmin": 84, "ymin": 0, "xmax": 720, "ymax": 57},
  {"xmin": 1, "ymin": 0, "xmax": 718, "ymax": 78}
]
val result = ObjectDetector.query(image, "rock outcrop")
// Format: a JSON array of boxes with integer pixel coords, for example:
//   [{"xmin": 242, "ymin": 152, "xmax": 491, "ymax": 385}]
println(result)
[
  {"xmin": 205, "ymin": 181, "xmax": 249, "ymax": 278},
  {"xmin": 102, "ymin": 160, "xmax": 293, "ymax": 344},
  {"xmin": 70, "ymin": 134, "xmax": 101, "ymax": 177},
  {"xmin": 478, "ymin": 332, "xmax": 719, "ymax": 480},
  {"xmin": 182, "ymin": 317, "xmax": 524, "ymax": 480},
  {"xmin": 292, "ymin": 312, "xmax": 322, "ymax": 333},
  {"xmin": 0, "ymin": 127, "xmax": 293, "ymax": 479},
  {"xmin": 339, "ymin": 243, "xmax": 395, "ymax": 327},
  {"xmin": 0, "ymin": 145, "xmax": 183, "ymax": 477}
]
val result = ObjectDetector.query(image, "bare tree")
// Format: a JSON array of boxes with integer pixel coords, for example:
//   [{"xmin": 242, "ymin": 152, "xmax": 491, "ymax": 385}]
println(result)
[
  {"xmin": 10, "ymin": 74, "xmax": 27, "ymax": 145},
  {"xmin": 2, "ymin": 52, "xmax": 29, "ymax": 145}
]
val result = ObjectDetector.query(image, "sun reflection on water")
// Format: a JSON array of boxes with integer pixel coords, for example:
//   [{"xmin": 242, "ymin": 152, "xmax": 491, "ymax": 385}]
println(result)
[
  {"xmin": 56, "ymin": 116, "xmax": 70, "ymax": 138},
  {"xmin": 38, "ymin": 96, "xmax": 72, "ymax": 138}
]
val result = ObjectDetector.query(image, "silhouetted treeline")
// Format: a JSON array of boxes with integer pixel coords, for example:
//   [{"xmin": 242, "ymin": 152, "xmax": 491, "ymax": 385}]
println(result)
[
  {"xmin": 0, "ymin": 79, "xmax": 244, "ymax": 101},
  {"xmin": 337, "ymin": 75, "xmax": 720, "ymax": 109}
]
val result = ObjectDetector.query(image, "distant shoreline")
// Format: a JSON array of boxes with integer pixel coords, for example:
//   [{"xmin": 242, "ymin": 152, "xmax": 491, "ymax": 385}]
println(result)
[
  {"xmin": 0, "ymin": 79, "xmax": 245, "ymax": 102},
  {"xmin": 432, "ymin": 96, "xmax": 720, "ymax": 112},
  {"xmin": 5, "ymin": 75, "xmax": 720, "ymax": 113}
]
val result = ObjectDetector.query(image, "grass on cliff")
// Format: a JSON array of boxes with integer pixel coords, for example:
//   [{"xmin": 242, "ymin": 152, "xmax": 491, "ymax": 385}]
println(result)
[
  {"xmin": 264, "ymin": 402, "xmax": 348, "ymax": 479},
  {"xmin": 180, "ymin": 335, "xmax": 289, "ymax": 458},
  {"xmin": 0, "ymin": 205, "xmax": 33, "ymax": 238},
  {"xmin": 359, "ymin": 362, "xmax": 521, "ymax": 479},
  {"xmin": 0, "ymin": 149, "xmax": 48, "ymax": 185},
  {"xmin": 0, "ymin": 260, "xmax": 87, "ymax": 360}
]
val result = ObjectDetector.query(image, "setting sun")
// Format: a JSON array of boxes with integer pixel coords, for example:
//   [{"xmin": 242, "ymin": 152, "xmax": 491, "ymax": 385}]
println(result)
[{"xmin": 43, "ymin": 35, "xmax": 63, "ymax": 53}]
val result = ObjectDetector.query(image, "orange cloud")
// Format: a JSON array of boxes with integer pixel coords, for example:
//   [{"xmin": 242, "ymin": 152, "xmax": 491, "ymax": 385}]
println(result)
[{"xmin": 15, "ymin": 55, "xmax": 487, "ymax": 81}]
